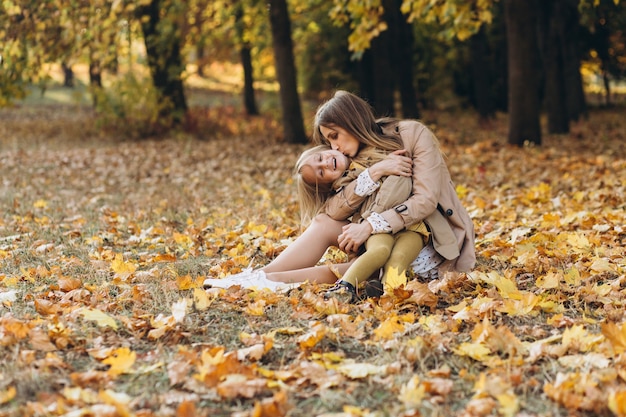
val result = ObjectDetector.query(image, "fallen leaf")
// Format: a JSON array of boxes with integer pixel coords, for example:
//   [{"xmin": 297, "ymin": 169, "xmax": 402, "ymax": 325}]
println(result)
[{"xmin": 102, "ymin": 347, "xmax": 136, "ymax": 375}]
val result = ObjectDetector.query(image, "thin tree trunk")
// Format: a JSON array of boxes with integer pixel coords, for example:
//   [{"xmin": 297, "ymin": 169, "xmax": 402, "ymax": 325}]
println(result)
[
  {"xmin": 234, "ymin": 1, "xmax": 258, "ymax": 116},
  {"xmin": 470, "ymin": 27, "xmax": 495, "ymax": 123},
  {"xmin": 504, "ymin": 0, "xmax": 542, "ymax": 146},
  {"xmin": 197, "ymin": 40, "xmax": 206, "ymax": 78},
  {"xmin": 368, "ymin": 0, "xmax": 395, "ymax": 117},
  {"xmin": 538, "ymin": 0, "xmax": 569, "ymax": 134},
  {"xmin": 62, "ymin": 62, "xmax": 74, "ymax": 88},
  {"xmin": 89, "ymin": 52, "xmax": 102, "ymax": 108},
  {"xmin": 139, "ymin": 0, "xmax": 188, "ymax": 125},
  {"xmin": 240, "ymin": 46, "xmax": 258, "ymax": 116},
  {"xmin": 356, "ymin": 50, "xmax": 376, "ymax": 105},
  {"xmin": 594, "ymin": 17, "xmax": 612, "ymax": 107},
  {"xmin": 393, "ymin": 0, "xmax": 419, "ymax": 119},
  {"xmin": 268, "ymin": 0, "xmax": 306, "ymax": 144},
  {"xmin": 562, "ymin": 0, "xmax": 586, "ymax": 120},
  {"xmin": 603, "ymin": 73, "xmax": 611, "ymax": 106}
]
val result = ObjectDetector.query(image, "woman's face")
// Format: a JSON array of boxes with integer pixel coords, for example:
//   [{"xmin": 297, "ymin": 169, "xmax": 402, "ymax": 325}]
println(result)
[
  {"xmin": 319, "ymin": 125, "xmax": 360, "ymax": 158},
  {"xmin": 300, "ymin": 149, "xmax": 350, "ymax": 185}
]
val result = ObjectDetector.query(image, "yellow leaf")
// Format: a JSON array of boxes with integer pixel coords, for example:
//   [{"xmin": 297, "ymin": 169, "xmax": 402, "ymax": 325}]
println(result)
[
  {"xmin": 453, "ymin": 342, "xmax": 492, "ymax": 361},
  {"xmin": 173, "ymin": 232, "xmax": 192, "ymax": 247},
  {"xmin": 477, "ymin": 271, "xmax": 520, "ymax": 299},
  {"xmin": 456, "ymin": 184, "xmax": 468, "ymax": 199},
  {"xmin": 297, "ymin": 322, "xmax": 326, "ymax": 349},
  {"xmin": 62, "ymin": 387, "xmax": 99, "ymax": 403},
  {"xmin": 245, "ymin": 299, "xmax": 267, "ymax": 316},
  {"xmin": 111, "ymin": 253, "xmax": 137, "ymax": 280},
  {"xmin": 609, "ymin": 390, "xmax": 626, "ymax": 417},
  {"xmin": 536, "ymin": 271, "xmax": 560, "ymax": 289},
  {"xmin": 341, "ymin": 405, "xmax": 368, "ymax": 416},
  {"xmin": 384, "ymin": 265, "xmax": 407, "ymax": 290},
  {"xmin": 0, "ymin": 386, "xmax": 16, "ymax": 404},
  {"xmin": 498, "ymin": 292, "xmax": 539, "ymax": 316},
  {"xmin": 176, "ymin": 274, "xmax": 196, "ymax": 290},
  {"xmin": 78, "ymin": 308, "xmax": 118, "ymax": 330},
  {"xmin": 102, "ymin": 347, "xmax": 136, "ymax": 375},
  {"xmin": 590, "ymin": 258, "xmax": 614, "ymax": 274},
  {"xmin": 562, "ymin": 325, "xmax": 603, "ymax": 352},
  {"xmin": 193, "ymin": 288, "xmax": 214, "ymax": 311},
  {"xmin": 566, "ymin": 232, "xmax": 590, "ymax": 250},
  {"xmin": 602, "ymin": 322, "xmax": 626, "ymax": 354},
  {"xmin": 398, "ymin": 375, "xmax": 425, "ymax": 407},
  {"xmin": 564, "ymin": 268, "xmax": 582, "ymax": 285},
  {"xmin": 373, "ymin": 314, "xmax": 406, "ymax": 340},
  {"xmin": 33, "ymin": 199, "xmax": 48, "ymax": 208},
  {"xmin": 496, "ymin": 392, "xmax": 519, "ymax": 417},
  {"xmin": 419, "ymin": 315, "xmax": 448, "ymax": 334}
]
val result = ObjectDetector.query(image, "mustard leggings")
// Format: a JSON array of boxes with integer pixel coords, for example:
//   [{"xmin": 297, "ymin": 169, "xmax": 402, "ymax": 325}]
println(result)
[{"xmin": 341, "ymin": 231, "xmax": 424, "ymax": 292}]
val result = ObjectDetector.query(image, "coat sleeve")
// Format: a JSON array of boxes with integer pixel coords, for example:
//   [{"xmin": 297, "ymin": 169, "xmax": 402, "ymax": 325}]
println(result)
[
  {"xmin": 324, "ymin": 179, "xmax": 367, "ymax": 221},
  {"xmin": 378, "ymin": 122, "xmax": 445, "ymax": 234}
]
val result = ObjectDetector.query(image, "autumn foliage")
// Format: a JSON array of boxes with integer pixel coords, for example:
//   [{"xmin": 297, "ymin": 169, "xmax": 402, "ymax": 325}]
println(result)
[{"xmin": 0, "ymin": 104, "xmax": 625, "ymax": 417}]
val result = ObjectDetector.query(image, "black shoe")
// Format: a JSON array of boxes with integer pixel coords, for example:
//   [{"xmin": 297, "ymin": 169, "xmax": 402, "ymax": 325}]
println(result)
[
  {"xmin": 324, "ymin": 280, "xmax": 358, "ymax": 304},
  {"xmin": 364, "ymin": 279, "xmax": 384, "ymax": 298}
]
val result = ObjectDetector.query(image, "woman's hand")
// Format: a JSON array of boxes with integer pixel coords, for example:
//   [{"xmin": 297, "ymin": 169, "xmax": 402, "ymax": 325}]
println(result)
[
  {"xmin": 338, "ymin": 222, "xmax": 373, "ymax": 253},
  {"xmin": 368, "ymin": 149, "xmax": 412, "ymax": 181}
]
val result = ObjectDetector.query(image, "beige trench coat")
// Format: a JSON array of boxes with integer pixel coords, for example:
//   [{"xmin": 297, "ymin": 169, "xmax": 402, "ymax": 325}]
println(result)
[{"xmin": 325, "ymin": 120, "xmax": 476, "ymax": 272}]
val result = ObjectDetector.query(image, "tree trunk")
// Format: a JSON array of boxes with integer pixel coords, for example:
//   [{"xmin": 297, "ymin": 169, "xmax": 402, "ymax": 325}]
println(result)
[
  {"xmin": 89, "ymin": 61, "xmax": 102, "ymax": 88},
  {"xmin": 368, "ymin": 0, "xmax": 395, "ymax": 117},
  {"xmin": 356, "ymin": 51, "xmax": 376, "ymax": 106},
  {"xmin": 538, "ymin": 0, "xmax": 569, "ymax": 134},
  {"xmin": 89, "ymin": 51, "xmax": 102, "ymax": 108},
  {"xmin": 561, "ymin": 0, "xmax": 586, "ymax": 120},
  {"xmin": 196, "ymin": 40, "xmax": 205, "ymax": 78},
  {"xmin": 268, "ymin": 0, "xmax": 307, "ymax": 144},
  {"xmin": 470, "ymin": 27, "xmax": 496, "ymax": 123},
  {"xmin": 234, "ymin": 1, "xmax": 258, "ymax": 116},
  {"xmin": 504, "ymin": 0, "xmax": 542, "ymax": 146},
  {"xmin": 594, "ymin": 17, "xmax": 612, "ymax": 106},
  {"xmin": 240, "ymin": 46, "xmax": 259, "ymax": 116},
  {"xmin": 393, "ymin": 0, "xmax": 419, "ymax": 119},
  {"xmin": 139, "ymin": 0, "xmax": 188, "ymax": 125},
  {"xmin": 61, "ymin": 62, "xmax": 74, "ymax": 88}
]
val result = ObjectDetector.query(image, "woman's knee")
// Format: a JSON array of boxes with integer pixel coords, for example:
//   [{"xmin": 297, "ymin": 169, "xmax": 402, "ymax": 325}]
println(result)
[{"xmin": 311, "ymin": 213, "xmax": 346, "ymax": 232}]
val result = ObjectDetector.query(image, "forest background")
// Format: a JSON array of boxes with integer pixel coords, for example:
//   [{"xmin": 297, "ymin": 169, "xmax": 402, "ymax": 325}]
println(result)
[{"xmin": 1, "ymin": 0, "xmax": 626, "ymax": 416}]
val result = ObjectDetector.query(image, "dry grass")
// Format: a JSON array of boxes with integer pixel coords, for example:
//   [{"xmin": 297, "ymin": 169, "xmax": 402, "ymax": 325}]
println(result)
[{"xmin": 0, "ymin": 90, "xmax": 625, "ymax": 417}]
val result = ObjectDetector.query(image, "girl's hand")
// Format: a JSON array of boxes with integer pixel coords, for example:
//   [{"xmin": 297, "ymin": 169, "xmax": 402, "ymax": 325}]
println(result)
[
  {"xmin": 338, "ymin": 222, "xmax": 373, "ymax": 253},
  {"xmin": 368, "ymin": 149, "xmax": 412, "ymax": 181}
]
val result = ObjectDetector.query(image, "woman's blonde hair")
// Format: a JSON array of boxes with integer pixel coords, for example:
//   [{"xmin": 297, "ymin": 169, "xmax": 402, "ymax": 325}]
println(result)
[{"xmin": 312, "ymin": 90, "xmax": 404, "ymax": 153}]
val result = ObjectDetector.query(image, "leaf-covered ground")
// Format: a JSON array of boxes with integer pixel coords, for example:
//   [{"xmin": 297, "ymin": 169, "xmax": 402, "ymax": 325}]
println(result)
[{"xmin": 0, "ymin": 104, "xmax": 625, "ymax": 417}]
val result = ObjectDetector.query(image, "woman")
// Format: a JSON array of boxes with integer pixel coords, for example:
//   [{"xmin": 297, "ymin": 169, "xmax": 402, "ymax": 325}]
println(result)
[{"xmin": 203, "ymin": 90, "xmax": 475, "ymax": 294}]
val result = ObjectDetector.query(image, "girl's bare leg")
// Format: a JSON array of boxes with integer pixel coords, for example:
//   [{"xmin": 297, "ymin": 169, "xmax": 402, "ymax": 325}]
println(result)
[{"xmin": 261, "ymin": 214, "xmax": 347, "ymax": 274}]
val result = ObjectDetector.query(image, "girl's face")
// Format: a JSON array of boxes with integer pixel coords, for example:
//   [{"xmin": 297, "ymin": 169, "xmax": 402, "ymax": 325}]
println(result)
[
  {"xmin": 301, "ymin": 149, "xmax": 350, "ymax": 185},
  {"xmin": 319, "ymin": 125, "xmax": 360, "ymax": 158}
]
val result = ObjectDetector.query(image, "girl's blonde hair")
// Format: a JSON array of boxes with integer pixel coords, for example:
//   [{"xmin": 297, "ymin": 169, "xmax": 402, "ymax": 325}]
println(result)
[
  {"xmin": 295, "ymin": 145, "xmax": 391, "ymax": 227},
  {"xmin": 294, "ymin": 145, "xmax": 336, "ymax": 227},
  {"xmin": 296, "ymin": 90, "xmax": 407, "ymax": 227}
]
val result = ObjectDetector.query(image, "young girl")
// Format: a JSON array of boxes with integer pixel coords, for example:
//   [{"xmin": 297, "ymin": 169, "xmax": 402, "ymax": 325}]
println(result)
[{"xmin": 296, "ymin": 145, "xmax": 441, "ymax": 302}]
